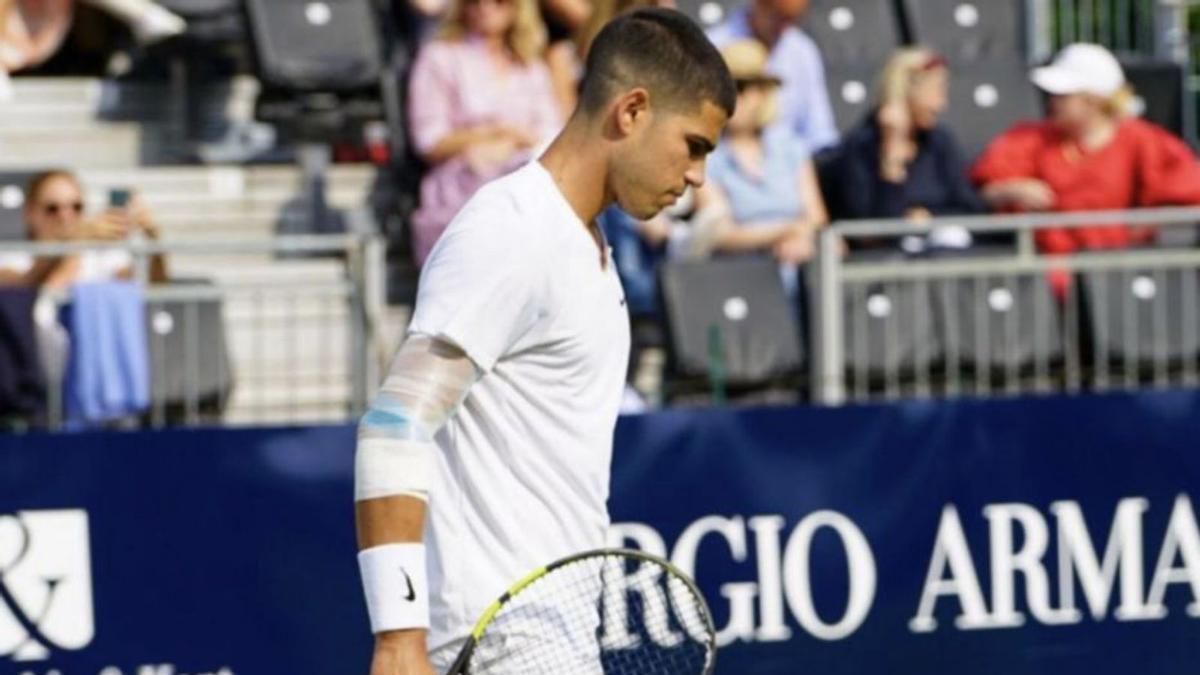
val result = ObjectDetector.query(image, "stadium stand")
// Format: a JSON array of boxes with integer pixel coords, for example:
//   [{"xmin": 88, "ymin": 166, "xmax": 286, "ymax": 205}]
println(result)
[{"xmin": 0, "ymin": 75, "xmax": 378, "ymax": 424}]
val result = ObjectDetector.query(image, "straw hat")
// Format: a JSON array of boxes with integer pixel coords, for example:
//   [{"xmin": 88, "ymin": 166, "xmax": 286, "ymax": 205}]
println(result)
[{"xmin": 720, "ymin": 40, "xmax": 783, "ymax": 88}]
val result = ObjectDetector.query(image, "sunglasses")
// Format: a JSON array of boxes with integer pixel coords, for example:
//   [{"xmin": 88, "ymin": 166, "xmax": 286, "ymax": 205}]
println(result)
[{"xmin": 40, "ymin": 201, "xmax": 84, "ymax": 216}]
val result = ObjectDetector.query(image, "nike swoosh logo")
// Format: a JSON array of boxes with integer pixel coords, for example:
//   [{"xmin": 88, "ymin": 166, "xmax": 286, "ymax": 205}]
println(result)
[{"xmin": 400, "ymin": 567, "xmax": 416, "ymax": 602}]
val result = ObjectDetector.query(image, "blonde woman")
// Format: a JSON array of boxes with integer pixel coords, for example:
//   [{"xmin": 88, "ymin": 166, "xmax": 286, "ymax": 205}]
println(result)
[
  {"xmin": 406, "ymin": 0, "xmax": 562, "ymax": 264},
  {"xmin": 839, "ymin": 47, "xmax": 983, "ymax": 242},
  {"xmin": 693, "ymin": 39, "xmax": 828, "ymax": 297},
  {"xmin": 973, "ymin": 43, "xmax": 1200, "ymax": 255}
]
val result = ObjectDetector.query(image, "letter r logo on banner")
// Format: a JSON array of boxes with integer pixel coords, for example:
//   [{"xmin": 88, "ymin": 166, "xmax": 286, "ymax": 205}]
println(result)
[{"xmin": 0, "ymin": 510, "xmax": 95, "ymax": 661}]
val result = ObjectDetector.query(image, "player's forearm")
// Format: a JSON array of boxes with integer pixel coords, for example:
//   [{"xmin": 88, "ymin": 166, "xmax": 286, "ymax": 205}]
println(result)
[
  {"xmin": 356, "ymin": 494, "xmax": 427, "ymax": 549},
  {"xmin": 355, "ymin": 336, "xmax": 478, "ymax": 637}
]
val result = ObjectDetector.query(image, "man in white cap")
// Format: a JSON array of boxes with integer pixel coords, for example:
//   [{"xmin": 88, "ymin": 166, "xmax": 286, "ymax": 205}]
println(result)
[{"xmin": 973, "ymin": 43, "xmax": 1200, "ymax": 257}]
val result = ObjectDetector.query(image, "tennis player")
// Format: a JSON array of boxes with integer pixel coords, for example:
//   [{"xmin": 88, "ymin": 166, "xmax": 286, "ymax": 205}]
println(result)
[{"xmin": 354, "ymin": 8, "xmax": 735, "ymax": 674}]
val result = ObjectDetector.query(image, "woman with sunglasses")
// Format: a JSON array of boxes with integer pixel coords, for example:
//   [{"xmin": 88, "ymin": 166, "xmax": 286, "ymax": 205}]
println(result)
[
  {"xmin": 406, "ymin": 0, "xmax": 562, "ymax": 265},
  {"xmin": 0, "ymin": 170, "xmax": 168, "ymax": 288},
  {"xmin": 837, "ymin": 48, "xmax": 984, "ymax": 251}
]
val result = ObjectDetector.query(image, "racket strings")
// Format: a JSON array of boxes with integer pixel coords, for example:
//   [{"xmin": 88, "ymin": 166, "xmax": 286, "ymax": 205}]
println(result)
[{"xmin": 468, "ymin": 553, "xmax": 714, "ymax": 674}]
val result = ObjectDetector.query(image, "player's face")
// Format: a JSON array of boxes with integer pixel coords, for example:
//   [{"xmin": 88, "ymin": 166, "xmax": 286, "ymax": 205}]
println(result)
[{"xmin": 613, "ymin": 100, "xmax": 727, "ymax": 220}]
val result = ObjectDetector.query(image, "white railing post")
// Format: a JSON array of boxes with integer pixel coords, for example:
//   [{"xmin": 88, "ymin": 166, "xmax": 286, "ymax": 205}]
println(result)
[{"xmin": 812, "ymin": 228, "xmax": 846, "ymax": 406}]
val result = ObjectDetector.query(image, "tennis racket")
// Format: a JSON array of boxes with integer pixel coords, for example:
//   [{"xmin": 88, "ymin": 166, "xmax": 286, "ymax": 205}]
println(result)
[{"xmin": 445, "ymin": 548, "xmax": 717, "ymax": 674}]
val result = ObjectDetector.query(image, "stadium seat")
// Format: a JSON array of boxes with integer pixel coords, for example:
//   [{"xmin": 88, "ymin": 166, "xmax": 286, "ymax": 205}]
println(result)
[
  {"xmin": 1079, "ymin": 267, "xmax": 1200, "ymax": 367},
  {"xmin": 145, "ymin": 281, "xmax": 234, "ymax": 422},
  {"xmin": 899, "ymin": 0, "xmax": 1026, "ymax": 64},
  {"xmin": 840, "ymin": 272, "xmax": 941, "ymax": 380},
  {"xmin": 0, "ymin": 172, "xmax": 36, "ymax": 241},
  {"xmin": 804, "ymin": 0, "xmax": 903, "ymax": 68},
  {"xmin": 943, "ymin": 59, "xmax": 1041, "ymax": 160},
  {"xmin": 933, "ymin": 274, "xmax": 1063, "ymax": 372},
  {"xmin": 676, "ymin": 0, "xmax": 740, "ymax": 29},
  {"xmin": 659, "ymin": 258, "xmax": 804, "ymax": 396},
  {"xmin": 245, "ymin": 0, "xmax": 396, "ymax": 238},
  {"xmin": 1121, "ymin": 58, "xmax": 1190, "ymax": 142},
  {"xmin": 822, "ymin": 63, "xmax": 879, "ymax": 134}
]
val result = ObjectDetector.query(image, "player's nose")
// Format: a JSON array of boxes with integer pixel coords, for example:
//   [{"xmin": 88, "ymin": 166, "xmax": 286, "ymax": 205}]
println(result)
[{"xmin": 684, "ymin": 160, "xmax": 706, "ymax": 189}]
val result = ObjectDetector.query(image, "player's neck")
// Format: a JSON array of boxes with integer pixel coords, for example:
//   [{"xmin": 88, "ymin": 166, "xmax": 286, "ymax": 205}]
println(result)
[{"xmin": 538, "ymin": 119, "xmax": 611, "ymax": 225}]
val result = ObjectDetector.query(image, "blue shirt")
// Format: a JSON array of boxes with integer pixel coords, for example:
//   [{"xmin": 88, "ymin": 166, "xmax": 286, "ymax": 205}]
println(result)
[
  {"xmin": 708, "ymin": 8, "xmax": 840, "ymax": 152},
  {"xmin": 707, "ymin": 129, "xmax": 812, "ymax": 225}
]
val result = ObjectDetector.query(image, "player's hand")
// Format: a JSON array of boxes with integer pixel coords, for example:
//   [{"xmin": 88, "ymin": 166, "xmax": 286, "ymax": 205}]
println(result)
[{"xmin": 370, "ymin": 630, "xmax": 436, "ymax": 675}]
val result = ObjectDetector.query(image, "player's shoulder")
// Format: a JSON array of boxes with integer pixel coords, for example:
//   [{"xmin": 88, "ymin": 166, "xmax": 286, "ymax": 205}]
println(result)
[{"xmin": 429, "ymin": 163, "xmax": 560, "ymax": 262}]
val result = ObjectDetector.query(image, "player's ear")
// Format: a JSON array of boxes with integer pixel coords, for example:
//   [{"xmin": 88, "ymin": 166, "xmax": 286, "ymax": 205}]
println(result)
[{"xmin": 612, "ymin": 88, "xmax": 651, "ymax": 137}]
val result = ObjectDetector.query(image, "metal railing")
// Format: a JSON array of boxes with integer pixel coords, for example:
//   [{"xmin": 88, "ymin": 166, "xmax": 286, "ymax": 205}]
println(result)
[
  {"xmin": 2, "ymin": 234, "xmax": 386, "ymax": 429},
  {"xmin": 812, "ymin": 207, "xmax": 1200, "ymax": 405}
]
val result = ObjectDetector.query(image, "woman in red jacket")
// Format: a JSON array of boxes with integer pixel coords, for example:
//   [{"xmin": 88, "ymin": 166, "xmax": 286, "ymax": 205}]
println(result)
[{"xmin": 972, "ymin": 43, "xmax": 1200, "ymax": 255}]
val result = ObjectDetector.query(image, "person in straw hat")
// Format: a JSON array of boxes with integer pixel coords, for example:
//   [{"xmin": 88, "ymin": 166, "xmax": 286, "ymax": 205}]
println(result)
[{"xmin": 693, "ymin": 38, "xmax": 829, "ymax": 299}]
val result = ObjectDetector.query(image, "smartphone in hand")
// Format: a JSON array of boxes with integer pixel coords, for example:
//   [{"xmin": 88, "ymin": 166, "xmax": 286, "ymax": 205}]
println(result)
[{"xmin": 109, "ymin": 188, "xmax": 132, "ymax": 209}]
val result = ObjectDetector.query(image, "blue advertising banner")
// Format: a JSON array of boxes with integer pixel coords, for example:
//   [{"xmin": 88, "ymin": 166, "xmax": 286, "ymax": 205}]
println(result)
[{"xmin": 1, "ymin": 390, "xmax": 1199, "ymax": 674}]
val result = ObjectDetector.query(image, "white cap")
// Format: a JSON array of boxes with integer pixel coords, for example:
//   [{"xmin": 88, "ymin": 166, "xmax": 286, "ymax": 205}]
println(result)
[{"xmin": 1031, "ymin": 43, "xmax": 1126, "ymax": 97}]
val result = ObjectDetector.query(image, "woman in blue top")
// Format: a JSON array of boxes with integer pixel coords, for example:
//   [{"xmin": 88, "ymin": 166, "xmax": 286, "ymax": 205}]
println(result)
[{"xmin": 694, "ymin": 39, "xmax": 829, "ymax": 294}]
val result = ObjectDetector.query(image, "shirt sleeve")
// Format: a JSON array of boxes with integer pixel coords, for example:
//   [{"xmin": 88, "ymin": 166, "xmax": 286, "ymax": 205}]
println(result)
[
  {"xmin": 1132, "ymin": 121, "xmax": 1200, "ymax": 207},
  {"xmin": 407, "ymin": 199, "xmax": 546, "ymax": 372},
  {"xmin": 797, "ymin": 35, "xmax": 840, "ymax": 152},
  {"xmin": 970, "ymin": 122, "xmax": 1046, "ymax": 186},
  {"xmin": 407, "ymin": 42, "xmax": 458, "ymax": 159}
]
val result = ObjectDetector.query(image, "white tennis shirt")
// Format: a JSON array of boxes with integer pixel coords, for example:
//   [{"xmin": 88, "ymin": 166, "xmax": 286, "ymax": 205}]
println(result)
[{"xmin": 408, "ymin": 161, "xmax": 631, "ymax": 653}]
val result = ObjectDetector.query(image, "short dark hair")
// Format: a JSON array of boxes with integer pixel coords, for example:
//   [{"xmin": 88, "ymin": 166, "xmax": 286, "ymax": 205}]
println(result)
[{"xmin": 579, "ymin": 8, "xmax": 736, "ymax": 119}]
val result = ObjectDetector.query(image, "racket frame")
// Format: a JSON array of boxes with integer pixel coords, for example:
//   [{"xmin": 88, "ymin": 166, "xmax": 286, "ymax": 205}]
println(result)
[{"xmin": 444, "ymin": 547, "xmax": 717, "ymax": 675}]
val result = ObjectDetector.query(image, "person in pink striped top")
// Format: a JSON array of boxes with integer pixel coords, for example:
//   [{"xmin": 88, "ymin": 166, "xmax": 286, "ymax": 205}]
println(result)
[{"xmin": 406, "ymin": 0, "xmax": 564, "ymax": 265}]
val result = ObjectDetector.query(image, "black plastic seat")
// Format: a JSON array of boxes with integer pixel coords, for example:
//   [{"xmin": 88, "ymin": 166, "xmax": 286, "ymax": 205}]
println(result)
[
  {"xmin": 659, "ymin": 258, "xmax": 805, "ymax": 394},
  {"xmin": 0, "ymin": 172, "xmax": 40, "ymax": 241},
  {"xmin": 841, "ymin": 276, "xmax": 941, "ymax": 380},
  {"xmin": 900, "ymin": 0, "xmax": 1026, "ymax": 64},
  {"xmin": 1080, "ymin": 267, "xmax": 1200, "ymax": 367},
  {"xmin": 943, "ymin": 59, "xmax": 1042, "ymax": 160},
  {"xmin": 144, "ymin": 281, "xmax": 234, "ymax": 422},
  {"xmin": 933, "ymin": 274, "xmax": 1063, "ymax": 372},
  {"xmin": 805, "ymin": 0, "xmax": 903, "ymax": 68}
]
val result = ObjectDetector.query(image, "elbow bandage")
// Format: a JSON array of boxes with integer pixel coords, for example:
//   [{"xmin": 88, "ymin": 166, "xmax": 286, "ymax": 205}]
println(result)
[{"xmin": 355, "ymin": 336, "xmax": 478, "ymax": 502}]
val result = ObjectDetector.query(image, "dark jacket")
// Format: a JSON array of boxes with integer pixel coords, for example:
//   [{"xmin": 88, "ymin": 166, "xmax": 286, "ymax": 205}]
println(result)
[{"xmin": 839, "ymin": 116, "xmax": 985, "ymax": 219}]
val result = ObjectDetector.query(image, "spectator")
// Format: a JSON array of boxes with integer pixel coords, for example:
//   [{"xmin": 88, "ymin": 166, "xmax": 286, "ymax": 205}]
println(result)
[
  {"xmin": 542, "ymin": 0, "xmax": 591, "ymax": 115},
  {"xmin": 1, "ymin": 0, "xmax": 184, "ymax": 99},
  {"xmin": 407, "ymin": 0, "xmax": 562, "ymax": 265},
  {"xmin": 707, "ymin": 0, "xmax": 838, "ymax": 153},
  {"xmin": 694, "ymin": 39, "xmax": 829, "ymax": 296},
  {"xmin": 839, "ymin": 47, "xmax": 984, "ymax": 251},
  {"xmin": 973, "ymin": 44, "xmax": 1200, "ymax": 255},
  {"xmin": 1, "ymin": 0, "xmax": 71, "ymax": 100},
  {"xmin": 0, "ymin": 171, "xmax": 169, "ymax": 289}
]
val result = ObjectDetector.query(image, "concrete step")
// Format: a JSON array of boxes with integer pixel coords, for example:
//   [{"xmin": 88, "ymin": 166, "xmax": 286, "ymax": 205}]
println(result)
[{"xmin": 0, "ymin": 125, "xmax": 143, "ymax": 168}]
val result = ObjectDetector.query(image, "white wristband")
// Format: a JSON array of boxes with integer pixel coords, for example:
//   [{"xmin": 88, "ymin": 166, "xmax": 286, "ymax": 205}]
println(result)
[{"xmin": 358, "ymin": 543, "xmax": 430, "ymax": 633}]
